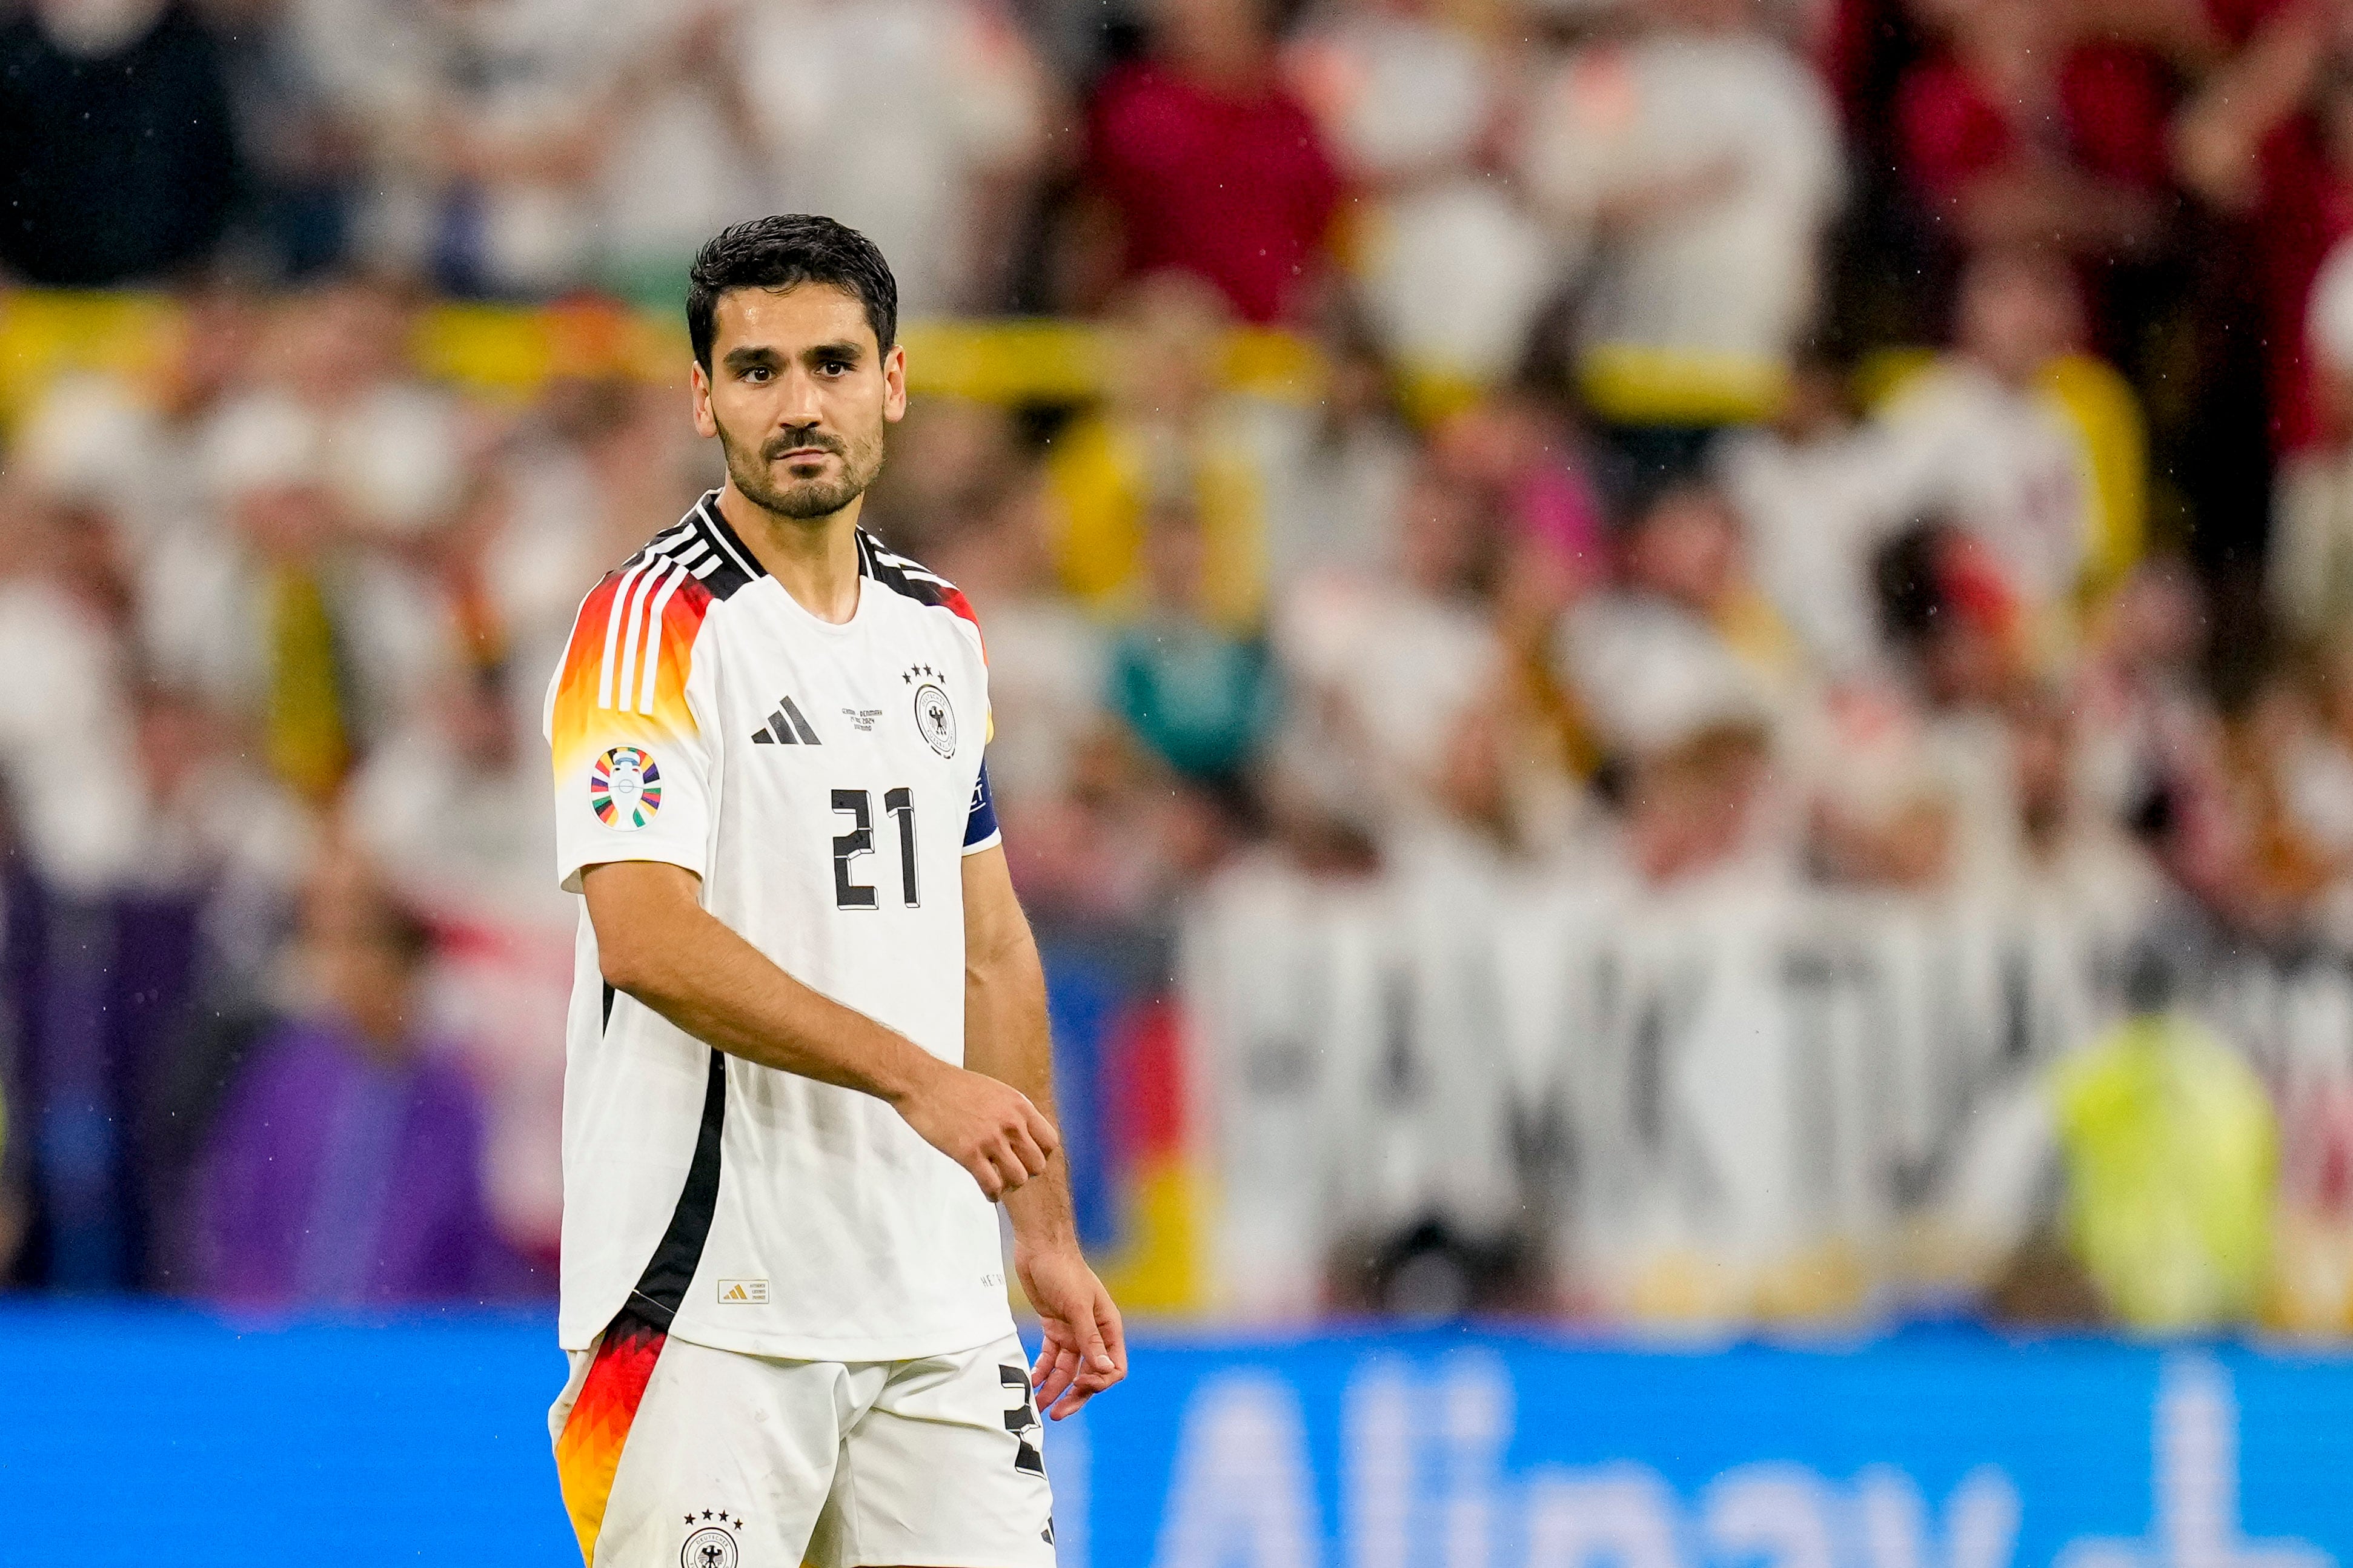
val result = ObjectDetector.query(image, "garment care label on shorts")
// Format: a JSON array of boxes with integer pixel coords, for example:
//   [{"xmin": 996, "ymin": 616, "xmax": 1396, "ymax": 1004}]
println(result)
[{"xmin": 716, "ymin": 1279, "xmax": 769, "ymax": 1304}]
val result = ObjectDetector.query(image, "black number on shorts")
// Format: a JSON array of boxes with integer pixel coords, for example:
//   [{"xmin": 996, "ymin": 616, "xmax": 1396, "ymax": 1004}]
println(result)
[
  {"xmin": 831, "ymin": 789, "xmax": 877, "ymax": 909},
  {"xmin": 884, "ymin": 787, "xmax": 918, "ymax": 907},
  {"xmin": 832, "ymin": 788, "xmax": 918, "ymax": 910},
  {"xmin": 1000, "ymin": 1363, "xmax": 1046, "ymax": 1476}
]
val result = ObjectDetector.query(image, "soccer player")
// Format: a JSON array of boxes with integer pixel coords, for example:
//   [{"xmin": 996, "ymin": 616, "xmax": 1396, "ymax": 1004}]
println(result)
[{"xmin": 543, "ymin": 215, "xmax": 1124, "ymax": 1567}]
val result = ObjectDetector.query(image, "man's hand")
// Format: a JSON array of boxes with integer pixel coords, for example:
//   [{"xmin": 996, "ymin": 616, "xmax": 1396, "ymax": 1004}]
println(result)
[
  {"xmin": 893, "ymin": 1057, "xmax": 1058, "ymax": 1202},
  {"xmin": 1018, "ymin": 1243, "xmax": 1126, "ymax": 1420}
]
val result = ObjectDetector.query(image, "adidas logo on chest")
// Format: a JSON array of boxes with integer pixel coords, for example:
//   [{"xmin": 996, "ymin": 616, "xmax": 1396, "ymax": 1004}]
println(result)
[{"xmin": 749, "ymin": 696, "xmax": 822, "ymax": 747}]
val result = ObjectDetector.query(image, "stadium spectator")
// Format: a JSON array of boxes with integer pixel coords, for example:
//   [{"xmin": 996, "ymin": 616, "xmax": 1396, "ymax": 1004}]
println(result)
[
  {"xmin": 0, "ymin": 485, "xmax": 148, "ymax": 895},
  {"xmin": 201, "ymin": 0, "xmax": 367, "ymax": 277},
  {"xmin": 130, "ymin": 678, "xmax": 314, "ymax": 953},
  {"xmin": 1108, "ymin": 501, "xmax": 1278, "ymax": 791},
  {"xmin": 1287, "ymin": 0, "xmax": 1553, "ymax": 386},
  {"xmin": 308, "ymin": 0, "xmax": 625, "ymax": 298},
  {"xmin": 583, "ymin": 2, "xmax": 758, "ymax": 306},
  {"xmin": 182, "ymin": 844, "xmax": 522, "ymax": 1308},
  {"xmin": 250, "ymin": 277, "xmax": 468, "ymax": 544},
  {"xmin": 1996, "ymin": 681, "xmax": 2171, "ymax": 951},
  {"xmin": 1046, "ymin": 273, "xmax": 1279, "ymax": 626},
  {"xmin": 1514, "ymin": 0, "xmax": 1844, "ymax": 442},
  {"xmin": 348, "ymin": 664, "xmax": 570, "ymax": 1266},
  {"xmin": 1272, "ymin": 461, "xmax": 1520, "ymax": 849},
  {"xmin": 732, "ymin": 0, "xmax": 1050, "ymax": 316},
  {"xmin": 13, "ymin": 283, "xmax": 265, "ymax": 547},
  {"xmin": 1859, "ymin": 248, "xmax": 2123, "ymax": 638},
  {"xmin": 0, "ymin": 0, "xmax": 241, "ymax": 287},
  {"xmin": 1072, "ymin": 0, "xmax": 1345, "ymax": 323},
  {"xmin": 2048, "ymin": 947, "xmax": 2279, "ymax": 1332},
  {"xmin": 2172, "ymin": 0, "xmax": 2353, "ymax": 451},
  {"xmin": 1253, "ymin": 314, "xmax": 1419, "ymax": 594},
  {"xmin": 1554, "ymin": 478, "xmax": 1790, "ymax": 760},
  {"xmin": 1426, "ymin": 388, "xmax": 1608, "ymax": 607},
  {"xmin": 1892, "ymin": 0, "xmax": 2171, "ymax": 268},
  {"xmin": 1617, "ymin": 716, "xmax": 1779, "ymax": 889},
  {"xmin": 928, "ymin": 477, "xmax": 1149, "ymax": 921},
  {"xmin": 2240, "ymin": 658, "xmax": 2353, "ymax": 892},
  {"xmin": 141, "ymin": 282, "xmax": 468, "ymax": 799},
  {"xmin": 1716, "ymin": 348, "xmax": 1896, "ymax": 680},
  {"xmin": 2272, "ymin": 234, "xmax": 2353, "ymax": 640}
]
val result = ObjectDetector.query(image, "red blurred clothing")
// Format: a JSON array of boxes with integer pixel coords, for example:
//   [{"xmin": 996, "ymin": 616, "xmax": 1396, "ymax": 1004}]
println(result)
[
  {"xmin": 1895, "ymin": 44, "xmax": 2174, "ymax": 207},
  {"xmin": 1084, "ymin": 59, "xmax": 1344, "ymax": 324},
  {"xmin": 2206, "ymin": 0, "xmax": 2296, "ymax": 48},
  {"xmin": 2251, "ymin": 117, "xmax": 2353, "ymax": 450}
]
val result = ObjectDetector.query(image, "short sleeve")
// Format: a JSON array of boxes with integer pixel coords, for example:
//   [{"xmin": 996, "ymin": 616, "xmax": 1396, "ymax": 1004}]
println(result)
[
  {"xmin": 962, "ymin": 759, "xmax": 1001, "ymax": 855},
  {"xmin": 545, "ymin": 563, "xmax": 720, "ymax": 893}
]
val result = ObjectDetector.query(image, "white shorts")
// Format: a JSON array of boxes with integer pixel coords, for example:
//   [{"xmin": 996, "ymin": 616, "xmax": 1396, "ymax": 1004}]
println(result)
[{"xmin": 550, "ymin": 1308, "xmax": 1057, "ymax": 1567}]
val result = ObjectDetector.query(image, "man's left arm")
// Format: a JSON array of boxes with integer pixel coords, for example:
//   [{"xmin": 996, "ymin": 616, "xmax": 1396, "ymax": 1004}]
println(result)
[{"xmin": 961, "ymin": 841, "xmax": 1127, "ymax": 1419}]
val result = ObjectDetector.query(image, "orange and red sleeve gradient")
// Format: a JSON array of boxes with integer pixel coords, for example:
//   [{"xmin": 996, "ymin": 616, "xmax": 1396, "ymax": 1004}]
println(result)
[{"xmin": 550, "ymin": 567, "xmax": 715, "ymax": 784}]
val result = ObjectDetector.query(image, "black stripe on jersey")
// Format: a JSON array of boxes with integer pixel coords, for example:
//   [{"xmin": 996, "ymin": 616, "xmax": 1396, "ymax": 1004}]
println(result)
[
  {"xmin": 625, "ymin": 1048, "xmax": 726, "ymax": 1328},
  {"xmin": 689, "ymin": 492, "xmax": 764, "ymax": 600},
  {"xmin": 607, "ymin": 501, "xmax": 754, "ymax": 603},
  {"xmin": 857, "ymin": 528, "xmax": 957, "ymax": 612}
]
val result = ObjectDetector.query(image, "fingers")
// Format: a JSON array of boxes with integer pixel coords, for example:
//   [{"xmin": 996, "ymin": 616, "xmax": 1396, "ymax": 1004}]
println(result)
[
  {"xmin": 974, "ymin": 1099, "xmax": 1057, "ymax": 1201},
  {"xmin": 1043, "ymin": 1295, "xmax": 1128, "ymax": 1420},
  {"xmin": 1024, "ymin": 1104, "xmax": 1061, "ymax": 1164},
  {"xmin": 1097, "ymin": 1295, "xmax": 1129, "ymax": 1378},
  {"xmin": 1032, "ymin": 1325, "xmax": 1081, "ymax": 1412},
  {"xmin": 1047, "ymin": 1356, "xmax": 1120, "ymax": 1419},
  {"xmin": 971, "ymin": 1146, "xmax": 1024, "ymax": 1200},
  {"xmin": 968, "ymin": 1154, "xmax": 1007, "ymax": 1202}
]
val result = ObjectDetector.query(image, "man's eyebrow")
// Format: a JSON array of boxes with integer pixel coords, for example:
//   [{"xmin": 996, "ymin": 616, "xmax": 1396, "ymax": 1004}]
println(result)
[
  {"xmin": 804, "ymin": 340, "xmax": 865, "ymax": 363},
  {"xmin": 721, "ymin": 345, "xmax": 782, "ymax": 370}
]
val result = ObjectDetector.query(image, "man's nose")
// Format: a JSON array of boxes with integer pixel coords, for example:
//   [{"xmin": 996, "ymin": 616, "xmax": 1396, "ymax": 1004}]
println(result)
[{"xmin": 775, "ymin": 368, "xmax": 826, "ymax": 428}]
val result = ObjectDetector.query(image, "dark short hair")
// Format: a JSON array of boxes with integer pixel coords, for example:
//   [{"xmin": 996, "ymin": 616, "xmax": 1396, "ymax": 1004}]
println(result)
[{"xmin": 687, "ymin": 215, "xmax": 899, "ymax": 369}]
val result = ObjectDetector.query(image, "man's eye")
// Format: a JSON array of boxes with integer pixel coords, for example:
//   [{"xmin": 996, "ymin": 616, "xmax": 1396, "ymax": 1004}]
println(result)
[
  {"xmin": 820, "ymin": 360, "xmax": 848, "ymax": 376},
  {"xmin": 744, "ymin": 366, "xmax": 772, "ymax": 383}
]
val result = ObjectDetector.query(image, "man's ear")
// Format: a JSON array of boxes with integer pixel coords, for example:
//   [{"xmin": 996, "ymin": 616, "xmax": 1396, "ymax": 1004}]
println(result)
[
  {"xmin": 691, "ymin": 360, "xmax": 718, "ymax": 439},
  {"xmin": 883, "ymin": 342, "xmax": 908, "ymax": 424}
]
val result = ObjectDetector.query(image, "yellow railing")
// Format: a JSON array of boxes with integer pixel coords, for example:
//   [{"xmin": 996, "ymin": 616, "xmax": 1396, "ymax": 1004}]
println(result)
[{"xmin": 0, "ymin": 289, "xmax": 1329, "ymax": 434}]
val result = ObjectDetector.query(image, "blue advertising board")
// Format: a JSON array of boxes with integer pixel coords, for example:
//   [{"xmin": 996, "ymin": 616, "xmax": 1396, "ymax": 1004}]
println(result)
[
  {"xmin": 1, "ymin": 1308, "xmax": 2347, "ymax": 1567},
  {"xmin": 1062, "ymin": 1328, "xmax": 2353, "ymax": 1568}
]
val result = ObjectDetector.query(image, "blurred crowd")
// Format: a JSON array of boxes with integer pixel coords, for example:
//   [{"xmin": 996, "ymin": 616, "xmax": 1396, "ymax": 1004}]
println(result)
[{"xmin": 2, "ymin": 0, "xmax": 2353, "ymax": 1333}]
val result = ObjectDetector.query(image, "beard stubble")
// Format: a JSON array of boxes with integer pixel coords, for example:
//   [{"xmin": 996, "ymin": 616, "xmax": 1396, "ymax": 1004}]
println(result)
[{"xmin": 719, "ymin": 418, "xmax": 886, "ymax": 521}]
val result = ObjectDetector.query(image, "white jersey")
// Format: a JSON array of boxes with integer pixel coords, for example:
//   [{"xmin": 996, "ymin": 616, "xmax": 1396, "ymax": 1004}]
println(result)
[{"xmin": 544, "ymin": 492, "xmax": 1009, "ymax": 1361}]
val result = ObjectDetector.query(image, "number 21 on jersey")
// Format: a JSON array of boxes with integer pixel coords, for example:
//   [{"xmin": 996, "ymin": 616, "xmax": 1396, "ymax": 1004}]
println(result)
[{"xmin": 832, "ymin": 787, "xmax": 920, "ymax": 909}]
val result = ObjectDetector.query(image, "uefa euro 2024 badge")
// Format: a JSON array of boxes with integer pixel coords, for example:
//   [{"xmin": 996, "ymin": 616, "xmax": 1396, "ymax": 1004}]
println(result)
[
  {"xmin": 590, "ymin": 746, "xmax": 663, "ymax": 830},
  {"xmin": 904, "ymin": 663, "xmax": 957, "ymax": 759},
  {"xmin": 679, "ymin": 1510, "xmax": 743, "ymax": 1568}
]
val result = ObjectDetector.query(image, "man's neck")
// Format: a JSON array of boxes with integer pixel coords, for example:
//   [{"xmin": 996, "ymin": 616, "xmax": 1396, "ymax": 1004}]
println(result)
[{"xmin": 720, "ymin": 481, "xmax": 865, "ymax": 624}]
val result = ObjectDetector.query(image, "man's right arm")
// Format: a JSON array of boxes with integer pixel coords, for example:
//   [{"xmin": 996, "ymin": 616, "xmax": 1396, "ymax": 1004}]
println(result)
[{"xmin": 582, "ymin": 859, "xmax": 1058, "ymax": 1200}]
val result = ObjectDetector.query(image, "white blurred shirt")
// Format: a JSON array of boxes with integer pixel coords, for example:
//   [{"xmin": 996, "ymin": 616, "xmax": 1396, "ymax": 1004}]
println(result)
[
  {"xmin": 1518, "ymin": 30, "xmax": 1841, "ymax": 366},
  {"xmin": 1275, "ymin": 567, "xmax": 1504, "ymax": 833},
  {"xmin": 1863, "ymin": 362, "xmax": 2096, "ymax": 614},
  {"xmin": 971, "ymin": 594, "xmax": 1109, "ymax": 809},
  {"xmin": 732, "ymin": 0, "xmax": 1042, "ymax": 314},
  {"xmin": 0, "ymin": 581, "xmax": 145, "ymax": 893},
  {"xmin": 1290, "ymin": 11, "xmax": 1556, "ymax": 380}
]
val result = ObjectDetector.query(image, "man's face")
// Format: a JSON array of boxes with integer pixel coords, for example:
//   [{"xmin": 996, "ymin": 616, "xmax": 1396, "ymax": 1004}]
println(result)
[{"xmin": 692, "ymin": 283, "xmax": 906, "ymax": 522}]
